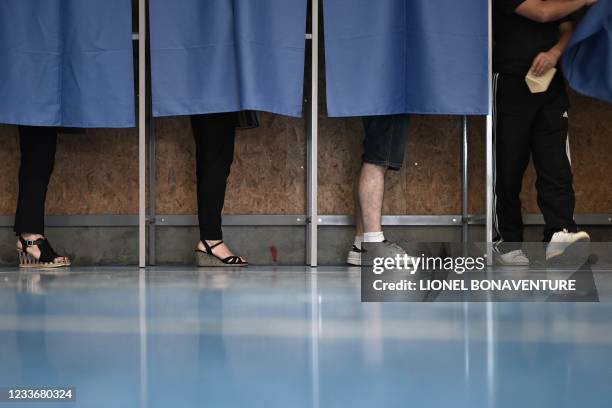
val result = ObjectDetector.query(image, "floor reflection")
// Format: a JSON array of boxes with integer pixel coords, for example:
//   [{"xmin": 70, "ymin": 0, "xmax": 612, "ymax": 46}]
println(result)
[{"xmin": 0, "ymin": 267, "xmax": 611, "ymax": 408}]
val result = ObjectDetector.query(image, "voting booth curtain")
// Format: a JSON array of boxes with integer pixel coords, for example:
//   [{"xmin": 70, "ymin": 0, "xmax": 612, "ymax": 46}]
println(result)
[
  {"xmin": 149, "ymin": 0, "xmax": 308, "ymax": 118},
  {"xmin": 0, "ymin": 0, "xmax": 135, "ymax": 128},
  {"xmin": 323, "ymin": 0, "xmax": 489, "ymax": 117},
  {"xmin": 563, "ymin": 2, "xmax": 612, "ymax": 104}
]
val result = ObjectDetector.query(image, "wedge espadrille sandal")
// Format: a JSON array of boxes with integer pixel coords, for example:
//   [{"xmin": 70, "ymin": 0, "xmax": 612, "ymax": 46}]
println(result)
[
  {"xmin": 195, "ymin": 240, "xmax": 248, "ymax": 267},
  {"xmin": 17, "ymin": 236, "xmax": 70, "ymax": 269}
]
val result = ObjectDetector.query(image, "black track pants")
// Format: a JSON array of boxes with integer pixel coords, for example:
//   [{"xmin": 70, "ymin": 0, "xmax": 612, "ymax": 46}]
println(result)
[{"xmin": 493, "ymin": 73, "xmax": 577, "ymax": 245}]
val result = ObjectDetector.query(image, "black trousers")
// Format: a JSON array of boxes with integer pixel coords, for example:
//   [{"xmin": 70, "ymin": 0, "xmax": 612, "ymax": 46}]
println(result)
[
  {"xmin": 191, "ymin": 113, "xmax": 237, "ymax": 241},
  {"xmin": 493, "ymin": 73, "xmax": 577, "ymax": 245},
  {"xmin": 14, "ymin": 126, "xmax": 58, "ymax": 236}
]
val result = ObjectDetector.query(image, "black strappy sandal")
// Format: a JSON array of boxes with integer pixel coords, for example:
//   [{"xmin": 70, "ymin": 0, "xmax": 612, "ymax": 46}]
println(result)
[
  {"xmin": 17, "ymin": 236, "xmax": 71, "ymax": 269},
  {"xmin": 195, "ymin": 240, "xmax": 248, "ymax": 267}
]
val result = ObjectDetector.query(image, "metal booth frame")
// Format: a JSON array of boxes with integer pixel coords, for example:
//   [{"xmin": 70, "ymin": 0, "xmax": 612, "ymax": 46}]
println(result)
[
  {"xmin": 138, "ymin": 0, "xmax": 612, "ymax": 267},
  {"xmin": 1, "ymin": 0, "xmax": 611, "ymax": 267}
]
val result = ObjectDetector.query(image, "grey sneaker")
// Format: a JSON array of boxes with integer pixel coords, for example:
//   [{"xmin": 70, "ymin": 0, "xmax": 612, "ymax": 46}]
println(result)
[
  {"xmin": 347, "ymin": 245, "xmax": 364, "ymax": 266},
  {"xmin": 546, "ymin": 229, "xmax": 590, "ymax": 261},
  {"xmin": 361, "ymin": 240, "xmax": 412, "ymax": 267},
  {"xmin": 494, "ymin": 248, "xmax": 530, "ymax": 266}
]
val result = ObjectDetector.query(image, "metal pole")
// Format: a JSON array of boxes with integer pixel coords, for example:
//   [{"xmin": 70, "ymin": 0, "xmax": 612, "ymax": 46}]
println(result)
[
  {"xmin": 147, "ymin": 119, "xmax": 156, "ymax": 265},
  {"xmin": 462, "ymin": 116, "xmax": 469, "ymax": 249},
  {"xmin": 138, "ymin": 0, "xmax": 147, "ymax": 268},
  {"xmin": 147, "ymin": 46, "xmax": 156, "ymax": 266},
  {"xmin": 486, "ymin": 0, "xmax": 494, "ymax": 264},
  {"xmin": 306, "ymin": 0, "xmax": 319, "ymax": 267}
]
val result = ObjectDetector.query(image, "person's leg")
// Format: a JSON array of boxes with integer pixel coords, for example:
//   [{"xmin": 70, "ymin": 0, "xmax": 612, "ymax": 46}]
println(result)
[
  {"xmin": 359, "ymin": 115, "xmax": 410, "ymax": 236},
  {"xmin": 14, "ymin": 126, "xmax": 57, "ymax": 235},
  {"xmin": 350, "ymin": 176, "xmax": 365, "ymax": 259},
  {"xmin": 191, "ymin": 113, "xmax": 245, "ymax": 262},
  {"xmin": 358, "ymin": 163, "xmax": 386, "ymax": 236},
  {"xmin": 354, "ymin": 176, "xmax": 364, "ymax": 236},
  {"xmin": 348, "ymin": 164, "xmax": 385, "ymax": 265},
  {"xmin": 531, "ymin": 84, "xmax": 576, "ymax": 240},
  {"xmin": 14, "ymin": 126, "xmax": 67, "ymax": 264},
  {"xmin": 530, "ymin": 82, "xmax": 589, "ymax": 260},
  {"xmin": 348, "ymin": 115, "xmax": 410, "ymax": 265},
  {"xmin": 493, "ymin": 74, "xmax": 535, "ymax": 252}
]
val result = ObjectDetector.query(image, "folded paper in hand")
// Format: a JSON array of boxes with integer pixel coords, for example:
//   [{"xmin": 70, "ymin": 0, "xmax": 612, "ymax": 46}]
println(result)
[{"xmin": 525, "ymin": 68, "xmax": 557, "ymax": 93}]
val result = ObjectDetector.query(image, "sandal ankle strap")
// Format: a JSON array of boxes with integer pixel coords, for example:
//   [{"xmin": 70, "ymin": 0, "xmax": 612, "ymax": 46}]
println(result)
[
  {"xmin": 19, "ymin": 236, "xmax": 45, "ymax": 248},
  {"xmin": 202, "ymin": 240, "xmax": 224, "ymax": 254}
]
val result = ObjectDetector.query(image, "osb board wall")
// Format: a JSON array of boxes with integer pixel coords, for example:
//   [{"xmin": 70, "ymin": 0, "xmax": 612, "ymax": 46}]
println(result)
[
  {"xmin": 154, "ymin": 114, "xmax": 306, "ymax": 215},
  {"xmin": 0, "ymin": 92, "xmax": 610, "ymax": 217},
  {"xmin": 318, "ymin": 115, "xmax": 466, "ymax": 215},
  {"xmin": 546, "ymin": 92, "xmax": 612, "ymax": 214},
  {"xmin": 0, "ymin": 125, "xmax": 138, "ymax": 215},
  {"xmin": 470, "ymin": 91, "xmax": 612, "ymax": 215},
  {"xmin": 1, "ymin": 4, "xmax": 609, "ymax": 218}
]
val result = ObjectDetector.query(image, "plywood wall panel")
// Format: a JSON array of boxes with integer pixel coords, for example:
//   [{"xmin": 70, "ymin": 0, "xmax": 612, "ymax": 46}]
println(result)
[
  {"xmin": 0, "ymin": 126, "xmax": 19, "ymax": 215},
  {"xmin": 154, "ymin": 113, "xmax": 306, "ymax": 215},
  {"xmin": 520, "ymin": 92, "xmax": 612, "ymax": 214},
  {"xmin": 0, "ymin": 125, "xmax": 138, "ymax": 216},
  {"xmin": 465, "ymin": 91, "xmax": 612, "ymax": 216},
  {"xmin": 1, "ymin": 93, "xmax": 610, "ymax": 217},
  {"xmin": 320, "ymin": 90, "xmax": 612, "ymax": 217},
  {"xmin": 319, "ymin": 114, "xmax": 465, "ymax": 215},
  {"xmin": 468, "ymin": 116, "xmax": 486, "ymax": 215}
]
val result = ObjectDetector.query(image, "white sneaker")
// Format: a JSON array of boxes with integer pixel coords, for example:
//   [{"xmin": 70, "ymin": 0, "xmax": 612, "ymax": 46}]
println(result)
[
  {"xmin": 494, "ymin": 249, "xmax": 530, "ymax": 266},
  {"xmin": 546, "ymin": 229, "xmax": 590, "ymax": 261},
  {"xmin": 347, "ymin": 241, "xmax": 415, "ymax": 267},
  {"xmin": 347, "ymin": 245, "xmax": 363, "ymax": 266}
]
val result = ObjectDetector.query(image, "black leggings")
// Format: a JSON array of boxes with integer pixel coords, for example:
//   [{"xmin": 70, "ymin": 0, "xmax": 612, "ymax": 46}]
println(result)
[
  {"xmin": 14, "ymin": 126, "xmax": 57, "ymax": 236},
  {"xmin": 14, "ymin": 117, "xmax": 235, "ymax": 242},
  {"xmin": 191, "ymin": 113, "xmax": 237, "ymax": 241}
]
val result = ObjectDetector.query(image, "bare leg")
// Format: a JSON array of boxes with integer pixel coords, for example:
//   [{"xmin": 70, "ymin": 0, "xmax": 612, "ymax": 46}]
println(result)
[
  {"xmin": 354, "ymin": 175, "xmax": 364, "ymax": 236},
  {"xmin": 357, "ymin": 163, "xmax": 386, "ymax": 234}
]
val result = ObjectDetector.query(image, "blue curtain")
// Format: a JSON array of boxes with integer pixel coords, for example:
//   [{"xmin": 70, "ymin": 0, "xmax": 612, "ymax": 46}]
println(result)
[
  {"xmin": 323, "ymin": 0, "xmax": 489, "ymax": 117},
  {"xmin": 0, "ymin": 0, "xmax": 135, "ymax": 128},
  {"xmin": 149, "ymin": 0, "xmax": 308, "ymax": 118},
  {"xmin": 562, "ymin": 2, "xmax": 612, "ymax": 104}
]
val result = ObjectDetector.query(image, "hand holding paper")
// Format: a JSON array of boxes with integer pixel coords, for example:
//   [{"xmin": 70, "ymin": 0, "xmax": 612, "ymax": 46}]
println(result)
[{"xmin": 526, "ymin": 67, "xmax": 557, "ymax": 93}]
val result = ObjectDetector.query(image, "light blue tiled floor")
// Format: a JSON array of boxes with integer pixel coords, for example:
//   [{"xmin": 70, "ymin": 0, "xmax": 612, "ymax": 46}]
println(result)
[{"xmin": 0, "ymin": 267, "xmax": 611, "ymax": 408}]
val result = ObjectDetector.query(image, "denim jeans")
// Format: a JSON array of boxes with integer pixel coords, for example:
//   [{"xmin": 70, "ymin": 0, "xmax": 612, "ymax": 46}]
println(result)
[{"xmin": 362, "ymin": 114, "xmax": 411, "ymax": 170}]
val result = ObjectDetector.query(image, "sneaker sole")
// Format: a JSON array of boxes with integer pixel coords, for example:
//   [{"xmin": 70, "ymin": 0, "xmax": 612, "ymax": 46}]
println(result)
[
  {"xmin": 546, "ymin": 235, "xmax": 591, "ymax": 262},
  {"xmin": 494, "ymin": 258, "xmax": 530, "ymax": 267},
  {"xmin": 347, "ymin": 251, "xmax": 361, "ymax": 266},
  {"xmin": 493, "ymin": 251, "xmax": 529, "ymax": 266}
]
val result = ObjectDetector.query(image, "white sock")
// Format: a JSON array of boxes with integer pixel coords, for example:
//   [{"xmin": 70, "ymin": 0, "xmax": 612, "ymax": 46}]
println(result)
[
  {"xmin": 353, "ymin": 235, "xmax": 364, "ymax": 250},
  {"xmin": 363, "ymin": 231, "xmax": 385, "ymax": 243}
]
